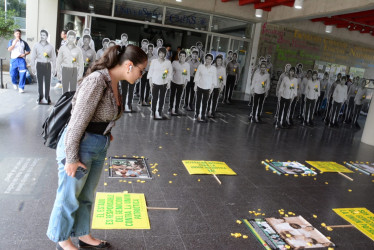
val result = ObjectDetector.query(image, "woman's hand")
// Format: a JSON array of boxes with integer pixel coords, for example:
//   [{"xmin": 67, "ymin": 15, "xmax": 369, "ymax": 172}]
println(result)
[{"xmin": 65, "ymin": 161, "xmax": 87, "ymax": 177}]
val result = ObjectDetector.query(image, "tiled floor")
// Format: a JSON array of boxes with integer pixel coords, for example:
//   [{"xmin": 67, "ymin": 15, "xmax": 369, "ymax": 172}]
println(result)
[{"xmin": 0, "ymin": 80, "xmax": 373, "ymax": 250}]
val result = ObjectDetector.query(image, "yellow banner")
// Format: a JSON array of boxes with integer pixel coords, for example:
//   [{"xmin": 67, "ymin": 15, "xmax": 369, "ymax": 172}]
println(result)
[
  {"xmin": 92, "ymin": 192, "xmax": 150, "ymax": 229},
  {"xmin": 306, "ymin": 161, "xmax": 353, "ymax": 173},
  {"xmin": 182, "ymin": 160, "xmax": 237, "ymax": 175},
  {"xmin": 333, "ymin": 208, "xmax": 374, "ymax": 241}
]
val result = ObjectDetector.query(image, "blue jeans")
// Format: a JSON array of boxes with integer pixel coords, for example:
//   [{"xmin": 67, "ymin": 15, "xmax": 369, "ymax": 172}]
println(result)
[
  {"xmin": 47, "ymin": 128, "xmax": 110, "ymax": 242},
  {"xmin": 10, "ymin": 57, "xmax": 27, "ymax": 89}
]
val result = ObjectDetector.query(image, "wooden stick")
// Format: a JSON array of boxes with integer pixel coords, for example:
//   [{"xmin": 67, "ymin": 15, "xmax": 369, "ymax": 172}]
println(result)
[
  {"xmin": 338, "ymin": 172, "xmax": 354, "ymax": 181},
  {"xmin": 327, "ymin": 224, "xmax": 354, "ymax": 228},
  {"xmin": 212, "ymin": 173, "xmax": 222, "ymax": 185},
  {"xmin": 147, "ymin": 207, "xmax": 179, "ymax": 210}
]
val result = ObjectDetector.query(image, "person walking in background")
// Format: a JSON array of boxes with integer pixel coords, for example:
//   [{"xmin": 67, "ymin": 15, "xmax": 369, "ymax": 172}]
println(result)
[{"xmin": 7, "ymin": 29, "xmax": 31, "ymax": 93}]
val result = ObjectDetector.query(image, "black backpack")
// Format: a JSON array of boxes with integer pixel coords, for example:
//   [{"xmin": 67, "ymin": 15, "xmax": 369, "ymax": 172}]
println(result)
[{"xmin": 42, "ymin": 91, "xmax": 75, "ymax": 149}]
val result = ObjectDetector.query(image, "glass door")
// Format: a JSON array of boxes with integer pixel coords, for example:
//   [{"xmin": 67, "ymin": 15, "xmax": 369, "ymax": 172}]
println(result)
[
  {"xmin": 209, "ymin": 35, "xmax": 229, "ymax": 59},
  {"xmin": 230, "ymin": 39, "xmax": 250, "ymax": 94}
]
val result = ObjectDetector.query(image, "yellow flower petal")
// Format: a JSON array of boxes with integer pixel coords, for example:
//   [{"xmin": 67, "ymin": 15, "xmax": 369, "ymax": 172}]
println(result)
[
  {"xmin": 321, "ymin": 223, "xmax": 326, "ymax": 227},
  {"xmin": 169, "ymin": 181, "xmax": 172, "ymax": 184},
  {"xmin": 313, "ymin": 214, "xmax": 317, "ymax": 218},
  {"xmin": 236, "ymin": 220, "xmax": 242, "ymax": 224},
  {"xmin": 104, "ymin": 183, "xmax": 107, "ymax": 186},
  {"xmin": 242, "ymin": 235, "xmax": 248, "ymax": 239}
]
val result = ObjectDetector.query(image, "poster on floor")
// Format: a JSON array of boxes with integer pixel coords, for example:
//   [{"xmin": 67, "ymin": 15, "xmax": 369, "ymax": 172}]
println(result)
[
  {"xmin": 262, "ymin": 161, "xmax": 317, "ymax": 175},
  {"xmin": 305, "ymin": 161, "xmax": 354, "ymax": 173},
  {"xmin": 109, "ymin": 157, "xmax": 152, "ymax": 179},
  {"xmin": 182, "ymin": 160, "xmax": 237, "ymax": 175},
  {"xmin": 243, "ymin": 218, "xmax": 288, "ymax": 250},
  {"xmin": 345, "ymin": 162, "xmax": 374, "ymax": 175},
  {"xmin": 266, "ymin": 216, "xmax": 335, "ymax": 249},
  {"xmin": 92, "ymin": 192, "xmax": 150, "ymax": 229},
  {"xmin": 333, "ymin": 208, "xmax": 374, "ymax": 241}
]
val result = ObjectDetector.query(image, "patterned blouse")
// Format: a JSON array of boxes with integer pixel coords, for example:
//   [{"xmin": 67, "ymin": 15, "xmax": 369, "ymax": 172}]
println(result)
[{"xmin": 65, "ymin": 68, "xmax": 122, "ymax": 164}]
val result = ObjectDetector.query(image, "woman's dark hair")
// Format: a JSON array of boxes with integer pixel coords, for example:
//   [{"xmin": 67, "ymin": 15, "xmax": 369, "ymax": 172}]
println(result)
[
  {"xmin": 84, "ymin": 45, "xmax": 147, "ymax": 77},
  {"xmin": 289, "ymin": 66, "xmax": 296, "ymax": 73},
  {"xmin": 312, "ymin": 70, "xmax": 318, "ymax": 76}
]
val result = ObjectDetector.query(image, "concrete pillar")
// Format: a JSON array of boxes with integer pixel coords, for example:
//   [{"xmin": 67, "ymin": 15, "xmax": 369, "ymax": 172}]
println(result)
[
  {"xmin": 26, "ymin": 0, "xmax": 58, "ymax": 49},
  {"xmin": 245, "ymin": 22, "xmax": 262, "ymax": 96},
  {"xmin": 361, "ymin": 99, "xmax": 374, "ymax": 146}
]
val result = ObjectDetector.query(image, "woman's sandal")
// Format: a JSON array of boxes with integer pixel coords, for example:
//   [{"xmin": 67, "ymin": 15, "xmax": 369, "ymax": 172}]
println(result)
[{"xmin": 78, "ymin": 239, "xmax": 111, "ymax": 249}]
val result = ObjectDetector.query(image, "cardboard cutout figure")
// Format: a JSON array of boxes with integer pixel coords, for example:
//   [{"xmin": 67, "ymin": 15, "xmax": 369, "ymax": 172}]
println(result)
[
  {"xmin": 147, "ymin": 47, "xmax": 173, "ymax": 120},
  {"xmin": 328, "ymin": 76, "xmax": 348, "ymax": 127},
  {"xmin": 303, "ymin": 71, "xmax": 320, "ymax": 126},
  {"xmin": 186, "ymin": 46, "xmax": 197, "ymax": 62},
  {"xmin": 344, "ymin": 76, "xmax": 360, "ymax": 123},
  {"xmin": 56, "ymin": 30, "xmax": 84, "ymax": 93},
  {"xmin": 315, "ymin": 72, "xmax": 330, "ymax": 115},
  {"xmin": 141, "ymin": 39, "xmax": 149, "ymax": 53},
  {"xmin": 120, "ymin": 33, "xmax": 129, "ymax": 47},
  {"xmin": 194, "ymin": 53, "xmax": 217, "ymax": 122},
  {"xmin": 196, "ymin": 41, "xmax": 205, "ymax": 62},
  {"xmin": 249, "ymin": 62, "xmax": 270, "ymax": 123},
  {"xmin": 184, "ymin": 49, "xmax": 200, "ymax": 111},
  {"xmin": 30, "ymin": 29, "xmax": 56, "ymax": 104},
  {"xmin": 96, "ymin": 38, "xmax": 110, "ymax": 60},
  {"xmin": 351, "ymin": 79, "xmax": 368, "ymax": 129},
  {"xmin": 266, "ymin": 54, "xmax": 273, "ymax": 77},
  {"xmin": 207, "ymin": 54, "xmax": 226, "ymax": 118},
  {"xmin": 77, "ymin": 28, "xmax": 95, "ymax": 50},
  {"xmin": 108, "ymin": 40, "xmax": 116, "ymax": 47},
  {"xmin": 80, "ymin": 34, "xmax": 96, "ymax": 75},
  {"xmin": 276, "ymin": 66, "xmax": 298, "ymax": 129},
  {"xmin": 139, "ymin": 43, "xmax": 155, "ymax": 106},
  {"xmin": 297, "ymin": 69, "xmax": 312, "ymax": 120},
  {"xmin": 224, "ymin": 50, "xmax": 233, "ymax": 67},
  {"xmin": 169, "ymin": 50, "xmax": 190, "ymax": 115},
  {"xmin": 153, "ymin": 39, "xmax": 163, "ymax": 57},
  {"xmin": 324, "ymin": 73, "xmax": 342, "ymax": 124},
  {"xmin": 224, "ymin": 52, "xmax": 240, "ymax": 104}
]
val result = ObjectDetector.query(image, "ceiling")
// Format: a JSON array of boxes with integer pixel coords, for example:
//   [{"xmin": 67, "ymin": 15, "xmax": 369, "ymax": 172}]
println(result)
[
  {"xmin": 311, "ymin": 10, "xmax": 374, "ymax": 36},
  {"xmin": 221, "ymin": 1, "xmax": 374, "ymax": 36},
  {"xmin": 222, "ymin": 0, "xmax": 297, "ymax": 11}
]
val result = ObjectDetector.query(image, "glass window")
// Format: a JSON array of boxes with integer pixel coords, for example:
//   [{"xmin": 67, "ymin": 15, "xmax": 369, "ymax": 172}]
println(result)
[
  {"xmin": 211, "ymin": 16, "xmax": 251, "ymax": 38},
  {"xmin": 114, "ymin": 0, "xmax": 163, "ymax": 23},
  {"xmin": 210, "ymin": 36, "xmax": 229, "ymax": 59},
  {"xmin": 59, "ymin": 14, "xmax": 86, "ymax": 47},
  {"xmin": 61, "ymin": 0, "xmax": 113, "ymax": 16},
  {"xmin": 165, "ymin": 7, "xmax": 210, "ymax": 31}
]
